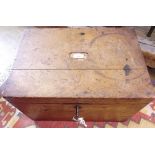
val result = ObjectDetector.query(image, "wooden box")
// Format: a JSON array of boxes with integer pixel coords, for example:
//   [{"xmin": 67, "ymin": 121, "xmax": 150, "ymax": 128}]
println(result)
[{"xmin": 0, "ymin": 27, "xmax": 154, "ymax": 122}]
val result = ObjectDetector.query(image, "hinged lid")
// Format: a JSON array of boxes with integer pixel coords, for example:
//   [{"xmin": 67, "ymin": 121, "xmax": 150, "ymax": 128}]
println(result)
[
  {"xmin": 0, "ymin": 27, "xmax": 154, "ymax": 98},
  {"xmin": 12, "ymin": 27, "xmax": 146, "ymax": 70}
]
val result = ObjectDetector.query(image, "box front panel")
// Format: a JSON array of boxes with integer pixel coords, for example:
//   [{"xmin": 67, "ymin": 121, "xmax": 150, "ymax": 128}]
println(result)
[{"xmin": 6, "ymin": 97, "xmax": 150, "ymax": 121}]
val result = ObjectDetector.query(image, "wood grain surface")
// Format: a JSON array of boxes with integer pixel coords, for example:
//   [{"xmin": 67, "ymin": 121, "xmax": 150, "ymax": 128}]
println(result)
[
  {"xmin": 5, "ymin": 98, "xmax": 148, "ymax": 121},
  {"xmin": 12, "ymin": 27, "xmax": 146, "ymax": 70},
  {"xmin": 1, "ymin": 27, "xmax": 154, "ymax": 121}
]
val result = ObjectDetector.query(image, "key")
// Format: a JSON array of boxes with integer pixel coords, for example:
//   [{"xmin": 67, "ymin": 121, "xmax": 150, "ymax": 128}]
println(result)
[
  {"xmin": 78, "ymin": 117, "xmax": 87, "ymax": 127},
  {"xmin": 72, "ymin": 105, "xmax": 87, "ymax": 128}
]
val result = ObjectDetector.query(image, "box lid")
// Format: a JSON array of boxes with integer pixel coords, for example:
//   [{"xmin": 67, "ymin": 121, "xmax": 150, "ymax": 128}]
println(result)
[{"xmin": 0, "ymin": 27, "xmax": 154, "ymax": 98}]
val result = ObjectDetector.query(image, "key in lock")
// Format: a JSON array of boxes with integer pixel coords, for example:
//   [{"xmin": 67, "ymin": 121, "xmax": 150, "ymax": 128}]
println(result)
[{"xmin": 72, "ymin": 105, "xmax": 87, "ymax": 128}]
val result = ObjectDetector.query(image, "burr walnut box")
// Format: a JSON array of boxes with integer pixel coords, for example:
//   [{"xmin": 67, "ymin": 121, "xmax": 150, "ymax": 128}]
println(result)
[{"xmin": 0, "ymin": 27, "xmax": 154, "ymax": 122}]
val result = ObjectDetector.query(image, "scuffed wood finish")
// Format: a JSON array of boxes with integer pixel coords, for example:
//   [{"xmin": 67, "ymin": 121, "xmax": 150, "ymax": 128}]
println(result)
[
  {"xmin": 6, "ymin": 98, "xmax": 148, "ymax": 121},
  {"xmin": 12, "ymin": 27, "xmax": 146, "ymax": 70},
  {"xmin": 1, "ymin": 70, "xmax": 153, "ymax": 98},
  {"xmin": 0, "ymin": 27, "xmax": 154, "ymax": 121}
]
